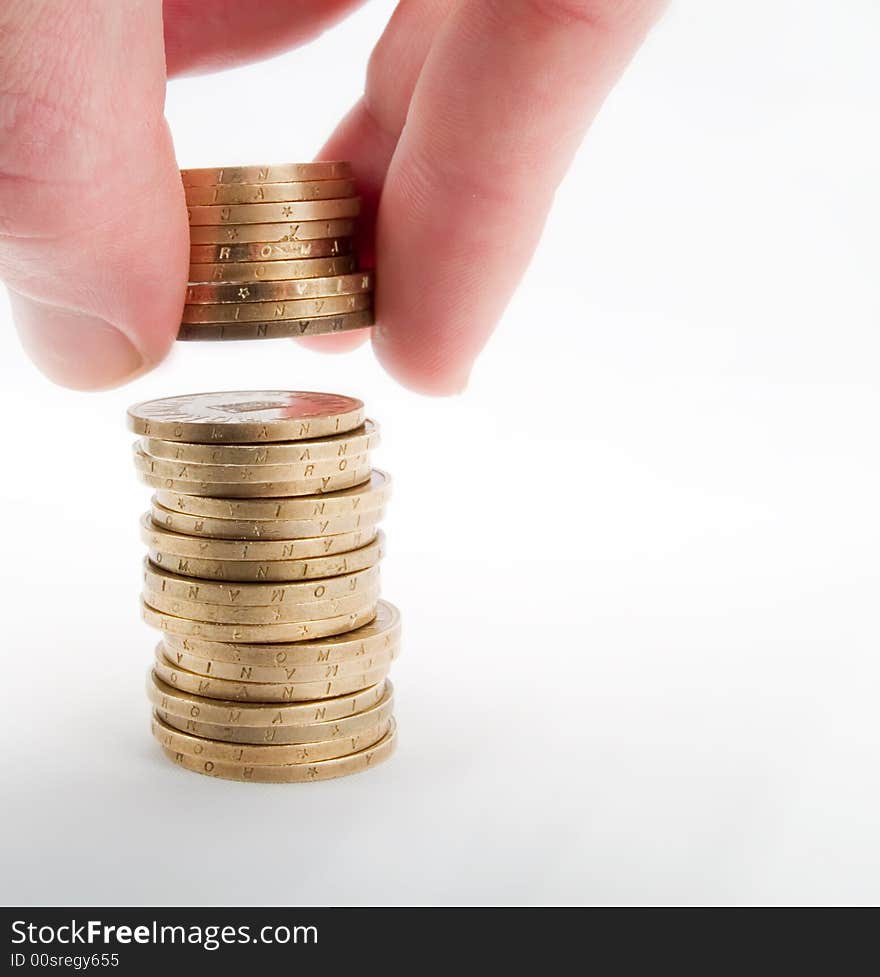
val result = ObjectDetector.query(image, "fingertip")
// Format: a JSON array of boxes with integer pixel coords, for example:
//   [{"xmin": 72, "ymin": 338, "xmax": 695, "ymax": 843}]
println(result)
[
  {"xmin": 371, "ymin": 325, "xmax": 471, "ymax": 397},
  {"xmin": 294, "ymin": 329, "xmax": 371, "ymax": 354},
  {"xmin": 9, "ymin": 291, "xmax": 154, "ymax": 391}
]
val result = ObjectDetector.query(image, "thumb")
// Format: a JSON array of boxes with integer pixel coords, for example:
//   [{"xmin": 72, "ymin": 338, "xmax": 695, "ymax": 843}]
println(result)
[{"xmin": 0, "ymin": 0, "xmax": 187, "ymax": 390}]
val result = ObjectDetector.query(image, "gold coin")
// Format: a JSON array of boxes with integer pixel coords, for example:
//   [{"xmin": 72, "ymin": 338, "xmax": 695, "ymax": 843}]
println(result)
[
  {"xmin": 141, "ymin": 598, "xmax": 378, "ymax": 642},
  {"xmin": 141, "ymin": 420, "xmax": 379, "ymax": 465},
  {"xmin": 128, "ymin": 390, "xmax": 365, "ymax": 444},
  {"xmin": 184, "ymin": 179, "xmax": 356, "ymax": 206},
  {"xmin": 147, "ymin": 670, "xmax": 387, "ymax": 726},
  {"xmin": 135, "ymin": 446, "xmax": 369, "ymax": 483},
  {"xmin": 157, "ymin": 708, "xmax": 393, "ymax": 747},
  {"xmin": 141, "ymin": 513, "xmax": 385, "ymax": 560},
  {"xmin": 187, "ymin": 198, "xmax": 360, "ymax": 226},
  {"xmin": 144, "ymin": 587, "xmax": 379, "ymax": 626},
  {"xmin": 160, "ymin": 721, "xmax": 397, "ymax": 782},
  {"xmin": 181, "ymin": 292, "xmax": 370, "ymax": 324},
  {"xmin": 161, "ymin": 640, "xmax": 398, "ymax": 683},
  {"xmin": 185, "ymin": 271, "xmax": 372, "ymax": 305},
  {"xmin": 156, "ymin": 683, "xmax": 394, "ymax": 745},
  {"xmin": 189, "ymin": 237, "xmax": 351, "ymax": 264},
  {"xmin": 151, "ymin": 711, "xmax": 391, "ymax": 763},
  {"xmin": 177, "ymin": 310, "xmax": 373, "ymax": 342},
  {"xmin": 137, "ymin": 465, "xmax": 372, "ymax": 499},
  {"xmin": 154, "ymin": 648, "xmax": 389, "ymax": 702},
  {"xmin": 143, "ymin": 583, "xmax": 379, "ymax": 624},
  {"xmin": 161, "ymin": 601, "xmax": 401, "ymax": 666},
  {"xmin": 180, "ymin": 162, "xmax": 353, "ymax": 188},
  {"xmin": 188, "ymin": 218, "xmax": 356, "ymax": 245},
  {"xmin": 188, "ymin": 254, "xmax": 357, "ymax": 284},
  {"xmin": 143, "ymin": 560, "xmax": 380, "ymax": 607},
  {"xmin": 150, "ymin": 502, "xmax": 384, "ymax": 540},
  {"xmin": 147, "ymin": 535, "xmax": 382, "ymax": 583},
  {"xmin": 155, "ymin": 469, "xmax": 390, "ymax": 520},
  {"xmin": 141, "ymin": 512, "xmax": 377, "ymax": 561},
  {"xmin": 135, "ymin": 446, "xmax": 368, "ymax": 481}
]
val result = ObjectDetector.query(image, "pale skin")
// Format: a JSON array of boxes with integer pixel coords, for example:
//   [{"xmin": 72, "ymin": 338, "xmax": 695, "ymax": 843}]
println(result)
[{"xmin": 0, "ymin": 0, "xmax": 665, "ymax": 394}]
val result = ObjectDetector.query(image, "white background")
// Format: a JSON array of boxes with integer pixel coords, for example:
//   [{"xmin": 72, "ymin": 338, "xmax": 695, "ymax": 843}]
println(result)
[{"xmin": 1, "ymin": 0, "xmax": 878, "ymax": 906}]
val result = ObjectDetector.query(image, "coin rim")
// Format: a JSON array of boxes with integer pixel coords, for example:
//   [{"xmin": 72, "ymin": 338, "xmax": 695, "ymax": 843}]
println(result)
[
  {"xmin": 152, "ymin": 469, "xmax": 390, "ymax": 519},
  {"xmin": 177, "ymin": 310, "xmax": 374, "ymax": 342},
  {"xmin": 146, "ymin": 670, "xmax": 387, "ymax": 726},
  {"xmin": 180, "ymin": 162, "xmax": 353, "ymax": 188},
  {"xmin": 154, "ymin": 650, "xmax": 390, "ymax": 702},
  {"xmin": 141, "ymin": 598, "xmax": 379, "ymax": 642},
  {"xmin": 159, "ymin": 600, "xmax": 400, "ymax": 665},
  {"xmin": 186, "ymin": 197, "xmax": 361, "ymax": 226},
  {"xmin": 184, "ymin": 271, "xmax": 372, "ymax": 305},
  {"xmin": 155, "ymin": 682, "xmax": 394, "ymax": 743},
  {"xmin": 151, "ymin": 710, "xmax": 391, "ymax": 763},
  {"xmin": 143, "ymin": 559, "xmax": 380, "ymax": 606},
  {"xmin": 160, "ymin": 721, "xmax": 397, "ymax": 781},
  {"xmin": 184, "ymin": 178, "xmax": 357, "ymax": 206}
]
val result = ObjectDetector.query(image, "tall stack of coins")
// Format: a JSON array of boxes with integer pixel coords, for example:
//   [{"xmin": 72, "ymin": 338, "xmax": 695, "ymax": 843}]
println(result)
[
  {"xmin": 127, "ymin": 391, "xmax": 399, "ymax": 783},
  {"xmin": 179, "ymin": 162, "xmax": 372, "ymax": 342}
]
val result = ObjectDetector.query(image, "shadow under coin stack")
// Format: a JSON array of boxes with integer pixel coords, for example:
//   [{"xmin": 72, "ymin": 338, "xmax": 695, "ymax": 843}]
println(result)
[
  {"xmin": 127, "ymin": 391, "xmax": 399, "ymax": 783},
  {"xmin": 179, "ymin": 161, "xmax": 372, "ymax": 342}
]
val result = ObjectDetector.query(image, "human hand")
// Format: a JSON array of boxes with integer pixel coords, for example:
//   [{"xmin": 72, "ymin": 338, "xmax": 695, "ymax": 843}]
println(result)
[{"xmin": 0, "ymin": 0, "xmax": 664, "ymax": 393}]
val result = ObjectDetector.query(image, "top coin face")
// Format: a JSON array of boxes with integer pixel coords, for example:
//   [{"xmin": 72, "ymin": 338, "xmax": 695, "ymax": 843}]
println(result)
[
  {"xmin": 127, "ymin": 391, "xmax": 365, "ymax": 443},
  {"xmin": 180, "ymin": 162, "xmax": 353, "ymax": 188}
]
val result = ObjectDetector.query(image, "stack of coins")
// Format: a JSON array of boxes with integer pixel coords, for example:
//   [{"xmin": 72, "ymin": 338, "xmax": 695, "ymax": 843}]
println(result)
[
  {"xmin": 179, "ymin": 162, "xmax": 372, "ymax": 342},
  {"xmin": 127, "ymin": 391, "xmax": 399, "ymax": 783}
]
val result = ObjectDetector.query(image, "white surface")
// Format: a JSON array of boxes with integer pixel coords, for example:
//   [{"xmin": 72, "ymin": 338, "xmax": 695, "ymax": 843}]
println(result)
[{"xmin": 1, "ymin": 0, "xmax": 878, "ymax": 907}]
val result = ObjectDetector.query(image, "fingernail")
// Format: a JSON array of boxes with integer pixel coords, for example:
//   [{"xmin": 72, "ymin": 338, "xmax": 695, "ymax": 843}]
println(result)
[{"xmin": 9, "ymin": 292, "xmax": 145, "ymax": 390}]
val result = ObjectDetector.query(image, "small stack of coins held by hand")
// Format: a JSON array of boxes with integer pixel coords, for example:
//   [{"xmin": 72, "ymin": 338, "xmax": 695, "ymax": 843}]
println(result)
[
  {"xmin": 127, "ymin": 391, "xmax": 399, "ymax": 783},
  {"xmin": 180, "ymin": 162, "xmax": 372, "ymax": 342}
]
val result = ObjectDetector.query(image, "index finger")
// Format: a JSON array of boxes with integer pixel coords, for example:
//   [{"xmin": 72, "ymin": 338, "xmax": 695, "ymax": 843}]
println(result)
[{"xmin": 373, "ymin": 0, "xmax": 666, "ymax": 394}]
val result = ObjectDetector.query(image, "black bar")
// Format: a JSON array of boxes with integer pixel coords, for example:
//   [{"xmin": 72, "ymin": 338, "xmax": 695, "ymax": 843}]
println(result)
[{"xmin": 2, "ymin": 907, "xmax": 875, "ymax": 973}]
